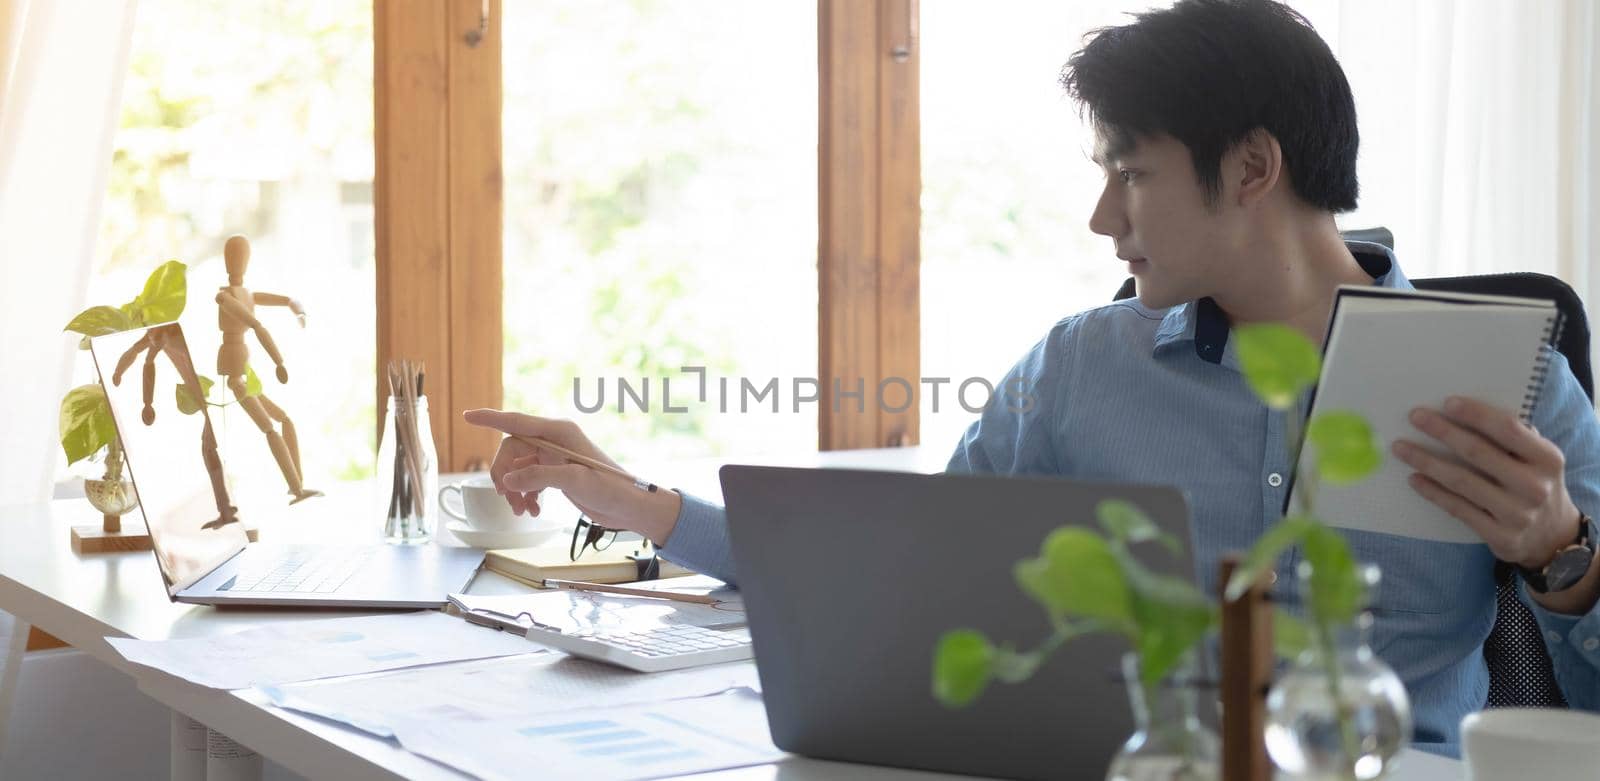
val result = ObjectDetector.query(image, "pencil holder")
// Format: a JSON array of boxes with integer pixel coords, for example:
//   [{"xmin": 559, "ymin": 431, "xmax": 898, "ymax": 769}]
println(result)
[{"xmin": 378, "ymin": 394, "xmax": 438, "ymax": 544}]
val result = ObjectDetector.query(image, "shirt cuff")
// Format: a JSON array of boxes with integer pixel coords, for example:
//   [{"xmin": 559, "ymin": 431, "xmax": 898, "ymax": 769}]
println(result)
[
  {"xmin": 1519, "ymin": 579, "xmax": 1600, "ymax": 663},
  {"xmin": 659, "ymin": 491, "xmax": 737, "ymax": 586}
]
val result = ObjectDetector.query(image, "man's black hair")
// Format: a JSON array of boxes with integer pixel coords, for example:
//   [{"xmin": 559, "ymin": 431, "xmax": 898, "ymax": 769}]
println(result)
[{"xmin": 1062, "ymin": 0, "xmax": 1359, "ymax": 213}]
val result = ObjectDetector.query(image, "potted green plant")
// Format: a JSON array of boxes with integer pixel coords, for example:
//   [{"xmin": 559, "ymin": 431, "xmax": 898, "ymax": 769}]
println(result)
[
  {"xmin": 931, "ymin": 499, "xmax": 1220, "ymax": 780},
  {"xmin": 60, "ymin": 260, "xmax": 188, "ymax": 532},
  {"xmin": 930, "ymin": 322, "xmax": 1410, "ymax": 781},
  {"xmin": 1227, "ymin": 323, "xmax": 1411, "ymax": 781}
]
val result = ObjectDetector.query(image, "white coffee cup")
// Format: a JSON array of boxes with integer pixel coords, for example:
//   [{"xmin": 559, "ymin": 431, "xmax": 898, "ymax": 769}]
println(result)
[
  {"xmin": 438, "ymin": 476, "xmax": 537, "ymax": 532},
  {"xmin": 1461, "ymin": 707, "xmax": 1600, "ymax": 780}
]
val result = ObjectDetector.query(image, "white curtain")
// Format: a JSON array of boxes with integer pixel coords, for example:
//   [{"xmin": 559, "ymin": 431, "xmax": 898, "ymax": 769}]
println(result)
[
  {"xmin": 0, "ymin": 0, "xmax": 138, "ymax": 753},
  {"xmin": 0, "ymin": 0, "xmax": 138, "ymax": 505},
  {"xmin": 1301, "ymin": 0, "xmax": 1600, "ymax": 369}
]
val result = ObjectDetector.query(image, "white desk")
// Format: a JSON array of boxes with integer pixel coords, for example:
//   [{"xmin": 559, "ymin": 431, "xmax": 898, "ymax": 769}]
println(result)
[{"xmin": 0, "ymin": 446, "xmax": 1460, "ymax": 780}]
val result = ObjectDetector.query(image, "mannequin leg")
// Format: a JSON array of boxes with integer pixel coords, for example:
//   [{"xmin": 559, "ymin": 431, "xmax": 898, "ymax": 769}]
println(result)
[
  {"xmin": 226, "ymin": 376, "xmax": 315, "ymax": 502},
  {"xmin": 256, "ymin": 395, "xmax": 303, "ymax": 481}
]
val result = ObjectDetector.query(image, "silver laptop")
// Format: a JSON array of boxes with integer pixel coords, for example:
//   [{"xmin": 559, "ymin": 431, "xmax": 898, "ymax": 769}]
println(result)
[
  {"xmin": 720, "ymin": 465, "xmax": 1199, "ymax": 781},
  {"xmin": 90, "ymin": 323, "xmax": 484, "ymax": 608}
]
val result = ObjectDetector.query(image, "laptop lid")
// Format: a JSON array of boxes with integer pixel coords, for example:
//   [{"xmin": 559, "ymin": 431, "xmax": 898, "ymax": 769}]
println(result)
[
  {"xmin": 90, "ymin": 323, "xmax": 248, "ymax": 598},
  {"xmin": 721, "ymin": 465, "xmax": 1195, "ymax": 781}
]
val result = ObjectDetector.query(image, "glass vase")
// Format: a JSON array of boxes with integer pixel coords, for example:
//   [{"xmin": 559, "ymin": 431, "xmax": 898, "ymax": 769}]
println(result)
[
  {"xmin": 377, "ymin": 394, "xmax": 438, "ymax": 544},
  {"xmin": 1264, "ymin": 564, "xmax": 1412, "ymax": 780},
  {"xmin": 1106, "ymin": 651, "xmax": 1219, "ymax": 781}
]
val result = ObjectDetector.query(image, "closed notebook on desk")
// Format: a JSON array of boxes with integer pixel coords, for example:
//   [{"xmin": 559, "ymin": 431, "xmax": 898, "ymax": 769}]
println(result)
[
  {"xmin": 485, "ymin": 545, "xmax": 691, "ymax": 587},
  {"xmin": 1291, "ymin": 284, "xmax": 1563, "ymax": 543}
]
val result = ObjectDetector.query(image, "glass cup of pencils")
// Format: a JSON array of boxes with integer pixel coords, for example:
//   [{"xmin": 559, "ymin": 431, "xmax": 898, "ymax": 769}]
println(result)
[{"xmin": 378, "ymin": 360, "xmax": 438, "ymax": 544}]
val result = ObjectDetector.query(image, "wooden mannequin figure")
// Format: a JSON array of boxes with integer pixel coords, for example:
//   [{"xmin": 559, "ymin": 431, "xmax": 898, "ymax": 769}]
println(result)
[
  {"xmin": 111, "ymin": 323, "xmax": 239, "ymax": 531},
  {"xmin": 215, "ymin": 235, "xmax": 321, "ymax": 504}
]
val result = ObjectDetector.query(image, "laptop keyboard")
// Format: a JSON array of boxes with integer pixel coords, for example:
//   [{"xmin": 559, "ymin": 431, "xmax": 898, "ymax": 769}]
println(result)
[{"xmin": 222, "ymin": 549, "xmax": 375, "ymax": 594}]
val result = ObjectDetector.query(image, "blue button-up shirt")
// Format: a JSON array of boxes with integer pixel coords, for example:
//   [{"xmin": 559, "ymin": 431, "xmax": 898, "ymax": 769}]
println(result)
[{"xmin": 662, "ymin": 241, "xmax": 1600, "ymax": 755}]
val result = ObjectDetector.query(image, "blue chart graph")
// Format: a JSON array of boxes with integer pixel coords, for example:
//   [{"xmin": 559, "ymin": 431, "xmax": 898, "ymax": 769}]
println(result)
[{"xmin": 518, "ymin": 719, "xmax": 702, "ymax": 765}]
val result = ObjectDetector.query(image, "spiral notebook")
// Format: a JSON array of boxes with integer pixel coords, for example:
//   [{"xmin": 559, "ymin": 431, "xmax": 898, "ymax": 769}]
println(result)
[{"xmin": 1287, "ymin": 284, "xmax": 1564, "ymax": 543}]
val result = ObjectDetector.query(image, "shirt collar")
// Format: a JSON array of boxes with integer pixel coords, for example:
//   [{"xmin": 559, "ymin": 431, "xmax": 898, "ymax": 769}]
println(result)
[{"xmin": 1151, "ymin": 240, "xmax": 1411, "ymax": 364}]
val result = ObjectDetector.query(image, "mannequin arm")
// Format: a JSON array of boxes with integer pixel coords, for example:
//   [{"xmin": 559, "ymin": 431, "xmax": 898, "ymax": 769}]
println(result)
[
  {"xmin": 253, "ymin": 293, "xmax": 306, "ymax": 327},
  {"xmin": 111, "ymin": 334, "xmax": 153, "ymax": 386}
]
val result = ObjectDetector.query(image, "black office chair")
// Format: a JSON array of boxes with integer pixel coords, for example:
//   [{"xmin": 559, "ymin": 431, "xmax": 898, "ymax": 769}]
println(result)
[{"xmin": 1111, "ymin": 230, "xmax": 1593, "ymax": 709}]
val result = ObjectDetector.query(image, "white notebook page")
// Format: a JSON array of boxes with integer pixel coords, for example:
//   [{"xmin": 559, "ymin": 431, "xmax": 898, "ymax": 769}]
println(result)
[{"xmin": 1290, "ymin": 291, "xmax": 1557, "ymax": 543}]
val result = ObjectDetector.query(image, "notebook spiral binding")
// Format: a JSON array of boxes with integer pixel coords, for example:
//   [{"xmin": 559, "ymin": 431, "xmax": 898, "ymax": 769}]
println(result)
[{"xmin": 1520, "ymin": 310, "xmax": 1567, "ymax": 424}]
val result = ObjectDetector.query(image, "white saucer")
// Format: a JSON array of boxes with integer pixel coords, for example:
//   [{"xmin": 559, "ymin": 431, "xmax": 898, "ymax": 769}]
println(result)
[{"xmin": 446, "ymin": 520, "xmax": 562, "ymax": 550}]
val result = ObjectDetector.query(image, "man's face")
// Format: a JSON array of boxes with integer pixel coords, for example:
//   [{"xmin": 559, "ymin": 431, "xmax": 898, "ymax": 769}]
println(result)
[{"xmin": 1088, "ymin": 132, "xmax": 1236, "ymax": 310}]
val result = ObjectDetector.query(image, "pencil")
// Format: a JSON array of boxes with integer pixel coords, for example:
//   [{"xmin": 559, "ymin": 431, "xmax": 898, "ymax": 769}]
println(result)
[
  {"xmin": 510, "ymin": 435, "xmax": 659, "ymax": 493},
  {"xmin": 545, "ymin": 578, "xmax": 718, "ymax": 605}
]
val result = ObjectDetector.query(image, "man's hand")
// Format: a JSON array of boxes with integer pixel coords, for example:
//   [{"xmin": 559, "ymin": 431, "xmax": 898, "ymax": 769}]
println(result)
[
  {"xmin": 462, "ymin": 409, "xmax": 681, "ymax": 547},
  {"xmin": 1394, "ymin": 396, "xmax": 1598, "ymax": 613}
]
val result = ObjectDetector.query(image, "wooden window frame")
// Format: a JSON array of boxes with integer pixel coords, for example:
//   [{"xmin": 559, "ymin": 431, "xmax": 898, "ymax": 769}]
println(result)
[
  {"xmin": 375, "ymin": 0, "xmax": 503, "ymax": 471},
  {"xmin": 818, "ymin": 0, "xmax": 921, "ymax": 451},
  {"xmin": 375, "ymin": 0, "xmax": 920, "ymax": 462}
]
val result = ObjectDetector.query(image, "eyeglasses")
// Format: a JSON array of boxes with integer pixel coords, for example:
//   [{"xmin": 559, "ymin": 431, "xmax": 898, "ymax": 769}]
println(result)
[
  {"xmin": 569, "ymin": 514, "xmax": 662, "ymax": 581},
  {"xmin": 569, "ymin": 514, "xmax": 617, "ymax": 562}
]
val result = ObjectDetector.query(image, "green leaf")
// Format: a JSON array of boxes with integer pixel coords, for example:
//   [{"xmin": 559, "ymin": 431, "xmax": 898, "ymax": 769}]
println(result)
[
  {"xmin": 932, "ymin": 629, "xmax": 993, "ymax": 707},
  {"xmin": 1096, "ymin": 499, "xmax": 1182, "ymax": 557},
  {"xmin": 1225, "ymin": 515, "xmax": 1319, "ymax": 600},
  {"xmin": 58, "ymin": 384, "xmax": 116, "ymax": 466},
  {"xmin": 989, "ymin": 645, "xmax": 1045, "ymax": 684},
  {"xmin": 244, "ymin": 366, "xmax": 263, "ymax": 397},
  {"xmin": 131, "ymin": 260, "xmax": 187, "ymax": 324},
  {"xmin": 1273, "ymin": 608, "xmax": 1311, "ymax": 660},
  {"xmin": 1304, "ymin": 525, "xmax": 1365, "ymax": 624},
  {"xmin": 175, "ymin": 376, "xmax": 215, "ymax": 415},
  {"xmin": 1118, "ymin": 551, "xmax": 1216, "ymax": 687},
  {"xmin": 1013, "ymin": 528, "xmax": 1134, "ymax": 630},
  {"xmin": 1306, "ymin": 411, "xmax": 1382, "ymax": 485},
  {"xmin": 63, "ymin": 305, "xmax": 136, "ymax": 338},
  {"xmin": 1236, "ymin": 324, "xmax": 1321, "ymax": 410}
]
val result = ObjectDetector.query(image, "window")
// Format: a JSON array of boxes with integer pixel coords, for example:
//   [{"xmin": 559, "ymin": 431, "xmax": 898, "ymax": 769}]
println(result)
[
  {"xmin": 76, "ymin": 0, "xmax": 375, "ymax": 500},
  {"xmin": 500, "ymin": 2, "xmax": 817, "ymax": 463},
  {"xmin": 919, "ymin": 2, "xmax": 1140, "ymax": 451}
]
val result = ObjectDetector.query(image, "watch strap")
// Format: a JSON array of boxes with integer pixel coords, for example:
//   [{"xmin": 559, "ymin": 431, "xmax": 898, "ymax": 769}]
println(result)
[{"xmin": 1520, "ymin": 513, "xmax": 1597, "ymax": 594}]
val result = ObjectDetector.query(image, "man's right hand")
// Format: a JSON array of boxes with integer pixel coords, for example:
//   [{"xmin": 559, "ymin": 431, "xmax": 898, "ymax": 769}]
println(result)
[{"xmin": 462, "ymin": 409, "xmax": 682, "ymax": 547}]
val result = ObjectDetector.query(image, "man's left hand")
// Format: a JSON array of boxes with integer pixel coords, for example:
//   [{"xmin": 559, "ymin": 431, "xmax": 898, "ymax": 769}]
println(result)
[{"xmin": 1393, "ymin": 395, "xmax": 1579, "ymax": 571}]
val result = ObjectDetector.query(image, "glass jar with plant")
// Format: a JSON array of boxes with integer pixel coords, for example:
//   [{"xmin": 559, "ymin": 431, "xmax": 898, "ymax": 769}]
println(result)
[
  {"xmin": 1226, "ymin": 323, "xmax": 1412, "ymax": 780},
  {"xmin": 931, "ymin": 499, "xmax": 1220, "ymax": 781}
]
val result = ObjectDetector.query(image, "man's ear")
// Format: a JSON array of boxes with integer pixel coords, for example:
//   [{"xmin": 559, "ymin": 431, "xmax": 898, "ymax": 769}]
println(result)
[{"xmin": 1232, "ymin": 128, "xmax": 1283, "ymax": 208}]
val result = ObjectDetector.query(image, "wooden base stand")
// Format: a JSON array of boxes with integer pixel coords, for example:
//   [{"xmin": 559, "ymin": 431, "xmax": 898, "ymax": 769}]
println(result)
[
  {"xmin": 71, "ymin": 521, "xmax": 153, "ymax": 554},
  {"xmin": 71, "ymin": 515, "xmax": 258, "ymax": 554},
  {"xmin": 1218, "ymin": 555, "xmax": 1274, "ymax": 781}
]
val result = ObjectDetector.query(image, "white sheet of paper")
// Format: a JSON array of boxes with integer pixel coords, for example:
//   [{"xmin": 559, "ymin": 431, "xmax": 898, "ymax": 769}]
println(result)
[
  {"xmin": 390, "ymin": 688, "xmax": 781, "ymax": 781},
  {"xmin": 107, "ymin": 611, "xmax": 534, "ymax": 689},
  {"xmin": 259, "ymin": 653, "xmax": 759, "ymax": 738},
  {"xmin": 1297, "ymin": 300, "xmax": 1552, "ymax": 544}
]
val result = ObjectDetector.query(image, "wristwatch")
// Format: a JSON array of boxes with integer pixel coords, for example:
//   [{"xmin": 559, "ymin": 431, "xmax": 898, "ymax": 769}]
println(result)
[{"xmin": 1520, "ymin": 513, "xmax": 1599, "ymax": 594}]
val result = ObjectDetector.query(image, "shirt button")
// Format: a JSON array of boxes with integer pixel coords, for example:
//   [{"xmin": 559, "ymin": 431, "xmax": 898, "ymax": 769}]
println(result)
[
  {"xmin": 1547, "ymin": 629, "xmax": 1564, "ymax": 644},
  {"xmin": 1585, "ymin": 637, "xmax": 1599, "ymax": 652},
  {"xmin": 1267, "ymin": 473, "xmax": 1284, "ymax": 487}
]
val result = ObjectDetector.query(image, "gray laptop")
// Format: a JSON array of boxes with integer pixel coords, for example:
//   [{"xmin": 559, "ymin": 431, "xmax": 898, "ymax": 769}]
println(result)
[
  {"xmin": 721, "ymin": 465, "xmax": 1198, "ymax": 781},
  {"xmin": 90, "ymin": 323, "xmax": 483, "ymax": 608}
]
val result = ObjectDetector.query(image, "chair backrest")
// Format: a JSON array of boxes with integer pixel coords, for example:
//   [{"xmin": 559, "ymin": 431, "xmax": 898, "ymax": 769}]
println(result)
[{"xmin": 1109, "ymin": 248, "xmax": 1593, "ymax": 709}]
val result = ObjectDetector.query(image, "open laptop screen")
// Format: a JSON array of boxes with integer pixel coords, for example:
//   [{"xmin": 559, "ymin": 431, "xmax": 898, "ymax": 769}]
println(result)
[{"xmin": 90, "ymin": 324, "xmax": 248, "ymax": 597}]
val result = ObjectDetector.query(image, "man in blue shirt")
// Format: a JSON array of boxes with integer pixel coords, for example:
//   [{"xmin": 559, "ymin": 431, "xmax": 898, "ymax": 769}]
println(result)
[{"xmin": 466, "ymin": 0, "xmax": 1600, "ymax": 754}]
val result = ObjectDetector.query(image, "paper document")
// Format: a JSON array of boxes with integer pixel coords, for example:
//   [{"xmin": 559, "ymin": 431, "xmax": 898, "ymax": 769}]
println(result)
[
  {"xmin": 1296, "ymin": 288, "xmax": 1557, "ymax": 543},
  {"xmin": 108, "ymin": 611, "xmax": 534, "ymax": 689},
  {"xmin": 390, "ymin": 688, "xmax": 781, "ymax": 781},
  {"xmin": 259, "ymin": 653, "xmax": 759, "ymax": 738},
  {"xmin": 451, "ymin": 576, "xmax": 745, "ymax": 637}
]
